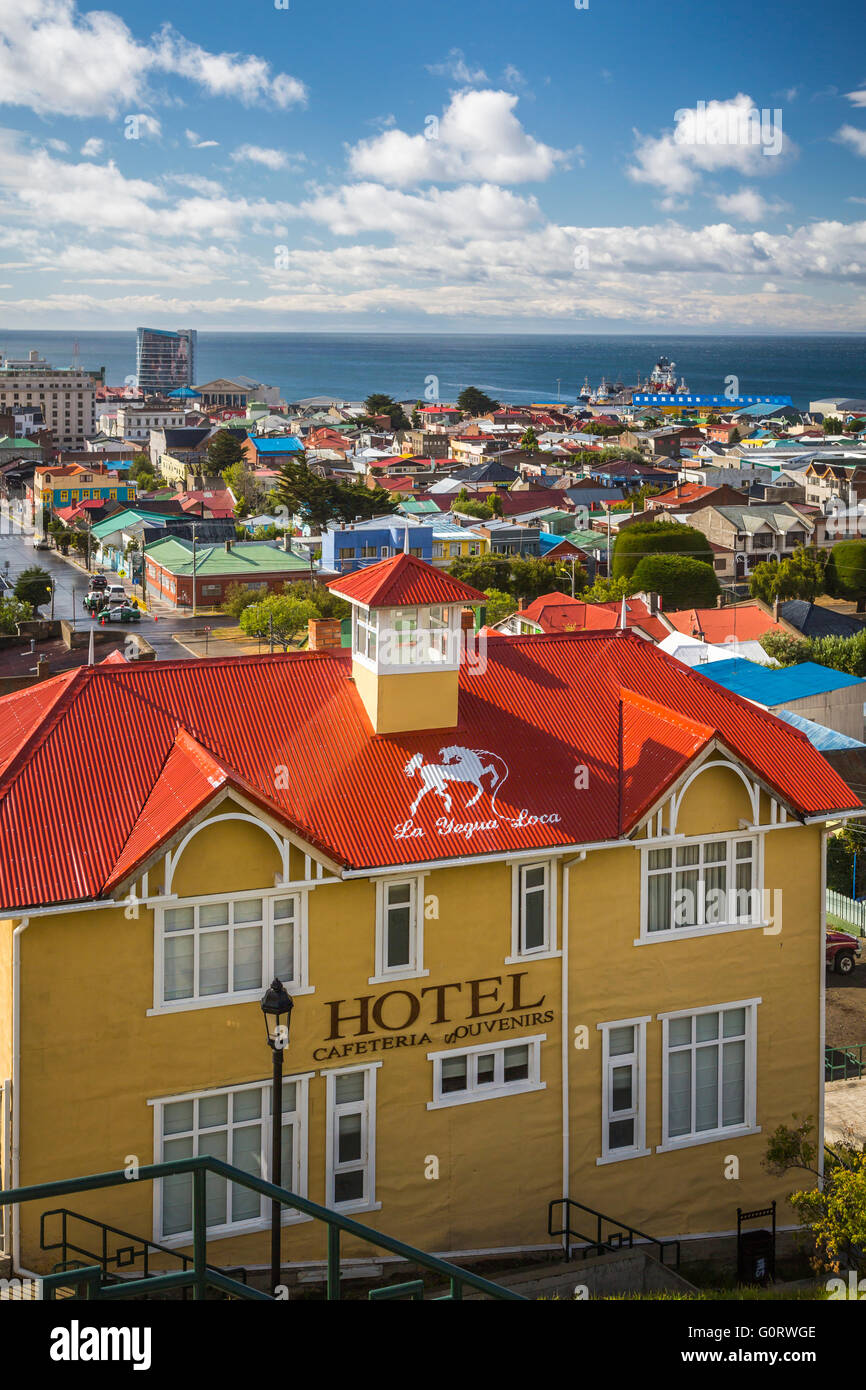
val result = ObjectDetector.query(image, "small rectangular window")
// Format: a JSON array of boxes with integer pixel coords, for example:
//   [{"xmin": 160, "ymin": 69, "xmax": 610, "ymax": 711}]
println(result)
[
  {"xmin": 326, "ymin": 1065, "xmax": 377, "ymax": 1209},
  {"xmin": 428, "ymin": 1036, "xmax": 545, "ymax": 1109},
  {"xmin": 599, "ymin": 1018, "xmax": 649, "ymax": 1160},
  {"xmin": 374, "ymin": 878, "xmax": 423, "ymax": 980},
  {"xmin": 511, "ymin": 861, "xmax": 555, "ymax": 958}
]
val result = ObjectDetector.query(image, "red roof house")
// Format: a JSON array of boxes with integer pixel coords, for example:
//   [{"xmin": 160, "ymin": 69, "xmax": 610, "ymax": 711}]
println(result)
[{"xmin": 0, "ymin": 616, "xmax": 857, "ymax": 910}]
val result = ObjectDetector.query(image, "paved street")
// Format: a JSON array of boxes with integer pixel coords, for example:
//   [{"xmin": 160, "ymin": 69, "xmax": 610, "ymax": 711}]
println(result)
[{"xmin": 0, "ymin": 504, "xmax": 238, "ymax": 661}]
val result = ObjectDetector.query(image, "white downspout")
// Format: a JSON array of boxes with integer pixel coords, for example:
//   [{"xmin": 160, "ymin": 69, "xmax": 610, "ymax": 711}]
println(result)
[
  {"xmin": 818, "ymin": 830, "xmax": 828, "ymax": 1186},
  {"xmin": 11, "ymin": 916, "xmax": 40, "ymax": 1281},
  {"xmin": 561, "ymin": 853, "xmax": 585, "ymax": 1254}
]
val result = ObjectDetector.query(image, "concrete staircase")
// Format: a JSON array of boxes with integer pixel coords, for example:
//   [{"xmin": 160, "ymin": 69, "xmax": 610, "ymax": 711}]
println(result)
[{"xmin": 460, "ymin": 1249, "xmax": 698, "ymax": 1300}]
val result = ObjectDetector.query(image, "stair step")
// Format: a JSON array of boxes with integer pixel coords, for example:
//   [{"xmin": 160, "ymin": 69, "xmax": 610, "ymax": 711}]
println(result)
[{"xmin": 458, "ymin": 1250, "xmax": 697, "ymax": 1300}]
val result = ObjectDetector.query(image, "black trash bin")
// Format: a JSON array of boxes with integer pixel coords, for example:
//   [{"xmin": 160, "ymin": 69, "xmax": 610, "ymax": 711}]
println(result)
[{"xmin": 737, "ymin": 1203, "xmax": 776, "ymax": 1285}]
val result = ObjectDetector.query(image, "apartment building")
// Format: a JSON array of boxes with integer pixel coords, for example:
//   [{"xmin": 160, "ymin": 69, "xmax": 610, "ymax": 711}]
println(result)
[{"xmin": 0, "ymin": 349, "xmax": 96, "ymax": 449}]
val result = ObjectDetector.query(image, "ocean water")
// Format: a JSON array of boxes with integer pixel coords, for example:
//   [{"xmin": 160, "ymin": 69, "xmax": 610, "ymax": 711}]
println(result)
[{"xmin": 0, "ymin": 331, "xmax": 862, "ymax": 411}]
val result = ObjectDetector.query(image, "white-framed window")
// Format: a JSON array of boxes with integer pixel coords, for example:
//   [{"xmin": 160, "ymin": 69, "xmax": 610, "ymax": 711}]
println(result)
[
  {"xmin": 598, "ymin": 1017, "xmax": 650, "ymax": 1163},
  {"xmin": 432, "ymin": 542, "xmax": 444, "ymax": 558},
  {"xmin": 353, "ymin": 605, "xmax": 377, "ymax": 661},
  {"xmin": 427, "ymin": 1035, "xmax": 546, "ymax": 1109},
  {"xmin": 155, "ymin": 891, "xmax": 309, "ymax": 1011},
  {"xmin": 428, "ymin": 604, "xmax": 449, "ymax": 661},
  {"xmin": 372, "ymin": 876, "xmax": 427, "ymax": 982},
  {"xmin": 642, "ymin": 835, "xmax": 759, "ymax": 939},
  {"xmin": 152, "ymin": 1075, "xmax": 310, "ymax": 1242},
  {"xmin": 325, "ymin": 1063, "xmax": 379, "ymax": 1211},
  {"xmin": 508, "ymin": 860, "xmax": 557, "ymax": 961},
  {"xmin": 658, "ymin": 999, "xmax": 759, "ymax": 1152}
]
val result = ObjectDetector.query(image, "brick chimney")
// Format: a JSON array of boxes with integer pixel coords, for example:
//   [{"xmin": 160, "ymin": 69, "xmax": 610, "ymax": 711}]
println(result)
[{"xmin": 308, "ymin": 618, "xmax": 343, "ymax": 651}]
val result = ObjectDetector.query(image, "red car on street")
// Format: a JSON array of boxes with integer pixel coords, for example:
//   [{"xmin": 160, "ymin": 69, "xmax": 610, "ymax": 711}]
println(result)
[{"xmin": 826, "ymin": 930, "xmax": 862, "ymax": 975}]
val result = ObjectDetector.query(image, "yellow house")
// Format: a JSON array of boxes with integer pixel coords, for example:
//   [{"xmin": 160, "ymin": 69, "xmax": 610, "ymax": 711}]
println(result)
[{"xmin": 0, "ymin": 551, "xmax": 859, "ymax": 1283}]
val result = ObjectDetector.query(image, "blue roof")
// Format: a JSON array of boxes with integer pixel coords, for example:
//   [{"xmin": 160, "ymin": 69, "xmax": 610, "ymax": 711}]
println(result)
[
  {"xmin": 247, "ymin": 435, "xmax": 303, "ymax": 453},
  {"xmin": 699, "ymin": 657, "xmax": 863, "ymax": 704},
  {"xmin": 774, "ymin": 708, "xmax": 866, "ymax": 751},
  {"xmin": 166, "ymin": 387, "xmax": 201, "ymax": 399}
]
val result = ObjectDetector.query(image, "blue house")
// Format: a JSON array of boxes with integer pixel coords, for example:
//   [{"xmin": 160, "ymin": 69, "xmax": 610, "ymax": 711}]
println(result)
[{"xmin": 320, "ymin": 517, "xmax": 434, "ymax": 575}]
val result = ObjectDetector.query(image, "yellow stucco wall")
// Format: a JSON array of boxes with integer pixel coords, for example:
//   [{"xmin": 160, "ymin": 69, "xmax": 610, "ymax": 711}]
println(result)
[
  {"xmin": 7, "ymin": 765, "xmax": 825, "ymax": 1272},
  {"xmin": 353, "ymin": 662, "xmax": 460, "ymax": 734}
]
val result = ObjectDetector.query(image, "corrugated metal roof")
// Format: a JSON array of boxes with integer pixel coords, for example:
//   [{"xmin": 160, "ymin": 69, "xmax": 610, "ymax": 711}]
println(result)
[
  {"xmin": 701, "ymin": 657, "xmax": 863, "ymax": 703},
  {"xmin": 0, "ymin": 630, "xmax": 858, "ymax": 911},
  {"xmin": 774, "ymin": 708, "xmax": 866, "ymax": 751}
]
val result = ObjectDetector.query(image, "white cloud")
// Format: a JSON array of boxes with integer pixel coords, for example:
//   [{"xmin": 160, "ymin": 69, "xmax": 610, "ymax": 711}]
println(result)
[
  {"xmin": 231, "ymin": 145, "xmax": 303, "ymax": 171},
  {"xmin": 348, "ymin": 89, "xmax": 569, "ymax": 186},
  {"xmin": 152, "ymin": 24, "xmax": 307, "ymax": 110},
  {"xmin": 629, "ymin": 94, "xmax": 793, "ymax": 196},
  {"xmin": 299, "ymin": 182, "xmax": 541, "ymax": 238},
  {"xmin": 185, "ymin": 129, "xmax": 219, "ymax": 149},
  {"xmin": 46, "ymin": 138, "xmax": 69, "ymax": 152},
  {"xmin": 714, "ymin": 187, "xmax": 785, "ymax": 221},
  {"xmin": 0, "ymin": 1, "xmax": 306, "ymax": 118},
  {"xmin": 836, "ymin": 125, "xmax": 866, "ymax": 157},
  {"xmin": 80, "ymin": 137, "xmax": 104, "ymax": 157},
  {"xmin": 426, "ymin": 49, "xmax": 488, "ymax": 84},
  {"xmin": 846, "ymin": 90, "xmax": 866, "ymax": 108},
  {"xmin": 163, "ymin": 172, "xmax": 224, "ymax": 196},
  {"xmin": 0, "ymin": 129, "xmax": 292, "ymax": 239}
]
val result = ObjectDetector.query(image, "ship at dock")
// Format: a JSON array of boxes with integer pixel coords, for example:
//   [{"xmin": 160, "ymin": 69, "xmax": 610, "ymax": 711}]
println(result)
[{"xmin": 579, "ymin": 355, "xmax": 689, "ymax": 404}]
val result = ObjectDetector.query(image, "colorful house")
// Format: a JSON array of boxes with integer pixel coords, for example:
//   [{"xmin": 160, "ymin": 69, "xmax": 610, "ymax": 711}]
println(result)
[
  {"xmin": 319, "ymin": 518, "xmax": 433, "ymax": 575},
  {"xmin": 0, "ymin": 550, "xmax": 858, "ymax": 1287},
  {"xmin": 143, "ymin": 536, "xmax": 311, "ymax": 608},
  {"xmin": 32, "ymin": 464, "xmax": 136, "ymax": 516}
]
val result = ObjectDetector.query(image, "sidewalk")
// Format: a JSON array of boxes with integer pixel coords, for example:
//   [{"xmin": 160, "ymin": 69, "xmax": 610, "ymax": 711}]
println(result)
[{"xmin": 172, "ymin": 626, "xmax": 262, "ymax": 658}]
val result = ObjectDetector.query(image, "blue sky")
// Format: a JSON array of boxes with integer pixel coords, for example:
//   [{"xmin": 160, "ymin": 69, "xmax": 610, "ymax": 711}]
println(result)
[{"xmin": 0, "ymin": 0, "xmax": 865, "ymax": 331}]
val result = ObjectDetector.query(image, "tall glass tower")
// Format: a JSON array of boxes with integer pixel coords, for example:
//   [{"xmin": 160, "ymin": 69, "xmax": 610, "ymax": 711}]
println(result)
[{"xmin": 135, "ymin": 327, "xmax": 197, "ymax": 394}]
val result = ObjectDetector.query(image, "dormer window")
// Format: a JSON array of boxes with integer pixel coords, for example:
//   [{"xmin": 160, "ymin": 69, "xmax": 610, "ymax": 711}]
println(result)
[{"xmin": 352, "ymin": 603, "xmax": 460, "ymax": 669}]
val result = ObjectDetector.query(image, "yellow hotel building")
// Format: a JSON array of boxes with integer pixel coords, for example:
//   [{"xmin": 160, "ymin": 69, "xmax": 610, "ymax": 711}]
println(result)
[{"xmin": 0, "ymin": 551, "xmax": 858, "ymax": 1280}]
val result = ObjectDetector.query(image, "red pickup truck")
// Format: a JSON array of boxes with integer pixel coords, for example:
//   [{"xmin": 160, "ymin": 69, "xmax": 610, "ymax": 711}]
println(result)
[{"xmin": 826, "ymin": 930, "xmax": 862, "ymax": 975}]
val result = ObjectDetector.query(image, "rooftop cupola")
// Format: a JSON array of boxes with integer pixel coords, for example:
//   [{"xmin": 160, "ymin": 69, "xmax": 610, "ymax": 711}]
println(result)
[{"xmin": 327, "ymin": 552, "xmax": 486, "ymax": 734}]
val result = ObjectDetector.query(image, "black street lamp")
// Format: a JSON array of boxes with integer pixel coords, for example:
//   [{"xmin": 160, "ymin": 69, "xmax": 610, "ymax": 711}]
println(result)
[{"xmin": 261, "ymin": 978, "xmax": 294, "ymax": 1295}]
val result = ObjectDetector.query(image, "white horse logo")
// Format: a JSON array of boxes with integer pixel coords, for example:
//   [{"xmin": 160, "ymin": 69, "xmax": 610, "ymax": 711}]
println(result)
[{"xmin": 403, "ymin": 746, "xmax": 508, "ymax": 817}]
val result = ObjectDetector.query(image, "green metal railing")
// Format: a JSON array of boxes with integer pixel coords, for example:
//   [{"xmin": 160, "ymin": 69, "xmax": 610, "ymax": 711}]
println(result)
[
  {"xmin": 825, "ymin": 1042, "xmax": 866, "ymax": 1081},
  {"xmin": 548, "ymin": 1198, "xmax": 681, "ymax": 1269},
  {"xmin": 2, "ymin": 1157, "xmax": 525, "ymax": 1301}
]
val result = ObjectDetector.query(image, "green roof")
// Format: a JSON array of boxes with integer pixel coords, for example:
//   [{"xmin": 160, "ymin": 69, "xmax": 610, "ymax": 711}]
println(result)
[
  {"xmin": 565, "ymin": 529, "xmax": 611, "ymax": 552},
  {"xmin": 0, "ymin": 436, "xmax": 39, "ymax": 448},
  {"xmin": 400, "ymin": 499, "xmax": 442, "ymax": 514},
  {"xmin": 144, "ymin": 537, "xmax": 309, "ymax": 577},
  {"xmin": 91, "ymin": 507, "xmax": 174, "ymax": 539}
]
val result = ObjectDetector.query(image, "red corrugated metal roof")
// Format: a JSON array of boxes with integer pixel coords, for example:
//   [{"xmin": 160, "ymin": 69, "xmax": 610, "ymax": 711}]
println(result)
[
  {"xmin": 0, "ymin": 630, "xmax": 858, "ymax": 911},
  {"xmin": 327, "ymin": 552, "xmax": 487, "ymax": 607},
  {"xmin": 665, "ymin": 605, "xmax": 786, "ymax": 642}
]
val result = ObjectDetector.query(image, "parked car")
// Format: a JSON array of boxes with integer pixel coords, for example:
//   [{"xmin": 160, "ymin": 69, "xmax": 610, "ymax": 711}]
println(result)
[
  {"xmin": 826, "ymin": 929, "xmax": 861, "ymax": 975},
  {"xmin": 88, "ymin": 574, "xmax": 109, "ymax": 592},
  {"xmin": 31, "ymin": 535, "xmax": 50, "ymax": 550},
  {"xmin": 96, "ymin": 603, "xmax": 141, "ymax": 624},
  {"xmin": 83, "ymin": 592, "xmax": 105, "ymax": 613},
  {"xmin": 104, "ymin": 584, "xmax": 126, "ymax": 603}
]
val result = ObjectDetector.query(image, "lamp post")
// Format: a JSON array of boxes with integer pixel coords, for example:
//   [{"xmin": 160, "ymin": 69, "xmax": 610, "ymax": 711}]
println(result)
[{"xmin": 261, "ymin": 978, "xmax": 294, "ymax": 1295}]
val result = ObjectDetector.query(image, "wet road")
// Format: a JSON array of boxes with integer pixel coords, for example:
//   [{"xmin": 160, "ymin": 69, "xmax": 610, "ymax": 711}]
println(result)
[{"xmin": 0, "ymin": 503, "xmax": 235, "ymax": 661}]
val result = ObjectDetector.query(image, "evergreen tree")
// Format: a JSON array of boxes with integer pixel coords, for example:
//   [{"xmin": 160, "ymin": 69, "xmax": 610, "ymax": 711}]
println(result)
[{"xmin": 206, "ymin": 429, "xmax": 245, "ymax": 472}]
